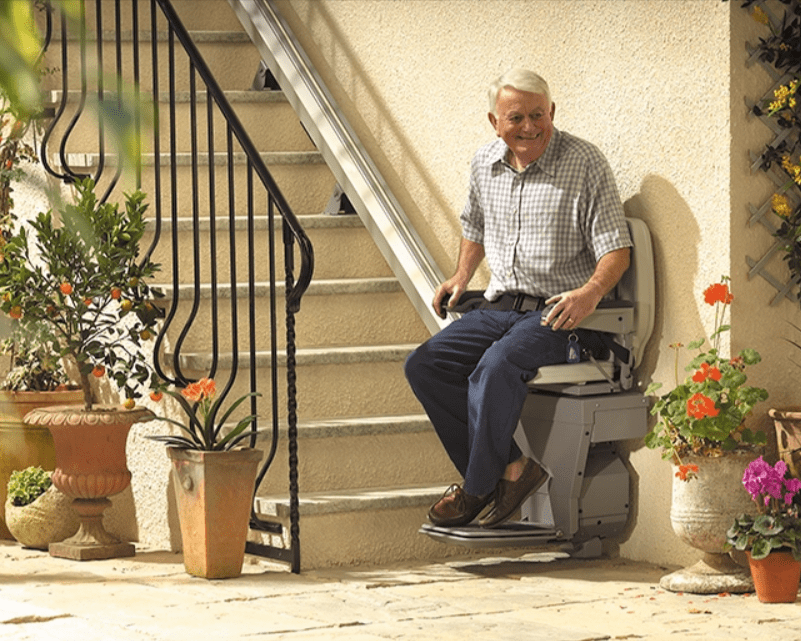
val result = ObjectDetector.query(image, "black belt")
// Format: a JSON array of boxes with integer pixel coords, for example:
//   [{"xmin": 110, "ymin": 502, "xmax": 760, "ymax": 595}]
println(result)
[{"xmin": 450, "ymin": 290, "xmax": 546, "ymax": 314}]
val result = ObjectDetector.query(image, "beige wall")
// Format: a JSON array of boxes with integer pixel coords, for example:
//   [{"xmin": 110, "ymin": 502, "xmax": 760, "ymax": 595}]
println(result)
[{"xmin": 275, "ymin": 0, "xmax": 799, "ymax": 567}]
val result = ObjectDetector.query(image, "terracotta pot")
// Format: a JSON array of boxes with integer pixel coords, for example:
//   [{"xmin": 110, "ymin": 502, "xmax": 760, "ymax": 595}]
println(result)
[
  {"xmin": 5, "ymin": 484, "xmax": 79, "ymax": 550},
  {"xmin": 660, "ymin": 451, "xmax": 759, "ymax": 594},
  {"xmin": 0, "ymin": 389, "xmax": 84, "ymax": 538},
  {"xmin": 23, "ymin": 404, "xmax": 154, "ymax": 560},
  {"xmin": 747, "ymin": 550, "xmax": 801, "ymax": 603},
  {"xmin": 167, "ymin": 446, "xmax": 263, "ymax": 579}
]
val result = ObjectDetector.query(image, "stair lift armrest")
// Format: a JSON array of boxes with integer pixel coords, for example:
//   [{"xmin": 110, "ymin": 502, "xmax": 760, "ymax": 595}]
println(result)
[{"xmin": 575, "ymin": 303, "xmax": 634, "ymax": 335}]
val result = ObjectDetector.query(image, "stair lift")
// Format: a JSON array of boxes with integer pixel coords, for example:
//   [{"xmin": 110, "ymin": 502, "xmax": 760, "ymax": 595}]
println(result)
[{"xmin": 420, "ymin": 217, "xmax": 655, "ymax": 558}]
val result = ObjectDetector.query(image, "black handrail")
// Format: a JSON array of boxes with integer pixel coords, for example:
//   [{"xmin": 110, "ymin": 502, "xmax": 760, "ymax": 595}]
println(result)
[{"xmin": 39, "ymin": 0, "xmax": 313, "ymax": 574}]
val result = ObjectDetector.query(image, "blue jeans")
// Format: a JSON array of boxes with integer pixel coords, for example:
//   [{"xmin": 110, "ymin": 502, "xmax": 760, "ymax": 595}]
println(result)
[{"xmin": 404, "ymin": 309, "xmax": 606, "ymax": 497}]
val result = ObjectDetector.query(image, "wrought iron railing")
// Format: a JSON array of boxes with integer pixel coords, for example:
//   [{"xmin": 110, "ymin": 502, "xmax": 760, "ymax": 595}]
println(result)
[{"xmin": 40, "ymin": 0, "xmax": 312, "ymax": 573}]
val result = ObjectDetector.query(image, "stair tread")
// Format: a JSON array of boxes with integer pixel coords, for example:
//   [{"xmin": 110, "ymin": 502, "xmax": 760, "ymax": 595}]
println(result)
[
  {"xmin": 154, "ymin": 276, "xmax": 402, "ymax": 298},
  {"xmin": 255, "ymin": 484, "xmax": 444, "ymax": 517},
  {"xmin": 170, "ymin": 343, "xmax": 419, "ymax": 370},
  {"xmin": 59, "ymin": 150, "xmax": 325, "ymax": 167},
  {"xmin": 287, "ymin": 414, "xmax": 431, "ymax": 439}
]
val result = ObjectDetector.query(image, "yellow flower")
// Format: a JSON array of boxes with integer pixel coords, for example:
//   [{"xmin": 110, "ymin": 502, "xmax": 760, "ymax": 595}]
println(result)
[
  {"xmin": 772, "ymin": 193, "xmax": 793, "ymax": 218},
  {"xmin": 752, "ymin": 6, "xmax": 769, "ymax": 25}
]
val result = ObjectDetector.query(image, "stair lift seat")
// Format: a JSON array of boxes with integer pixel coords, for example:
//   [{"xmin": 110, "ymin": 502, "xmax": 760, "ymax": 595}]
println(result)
[{"xmin": 420, "ymin": 218, "xmax": 655, "ymax": 557}]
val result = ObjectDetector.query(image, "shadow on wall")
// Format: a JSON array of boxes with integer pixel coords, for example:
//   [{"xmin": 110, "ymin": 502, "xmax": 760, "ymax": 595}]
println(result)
[
  {"xmin": 618, "ymin": 174, "xmax": 701, "ymax": 543},
  {"xmin": 280, "ymin": 0, "xmax": 463, "ymax": 270}
]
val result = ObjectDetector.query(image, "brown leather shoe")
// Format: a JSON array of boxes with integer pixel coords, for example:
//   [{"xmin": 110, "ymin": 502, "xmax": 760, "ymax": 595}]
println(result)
[
  {"xmin": 428, "ymin": 484, "xmax": 492, "ymax": 527},
  {"xmin": 479, "ymin": 458, "xmax": 548, "ymax": 528}
]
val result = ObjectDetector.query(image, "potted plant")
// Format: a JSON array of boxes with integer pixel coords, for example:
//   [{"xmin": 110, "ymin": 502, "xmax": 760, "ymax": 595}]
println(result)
[
  {"xmin": 644, "ymin": 277, "xmax": 770, "ymax": 594},
  {"xmin": 0, "ymin": 331, "xmax": 83, "ymax": 539},
  {"xmin": 148, "ymin": 377, "xmax": 262, "ymax": 579},
  {"xmin": 727, "ymin": 456, "xmax": 801, "ymax": 603},
  {"xmin": 5, "ymin": 465, "xmax": 78, "ymax": 550},
  {"xmin": 0, "ymin": 176, "xmax": 163, "ymax": 560}
]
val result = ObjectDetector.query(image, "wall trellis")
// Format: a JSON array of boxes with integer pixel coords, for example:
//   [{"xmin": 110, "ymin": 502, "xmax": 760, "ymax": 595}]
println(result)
[{"xmin": 744, "ymin": 0, "xmax": 801, "ymax": 306}]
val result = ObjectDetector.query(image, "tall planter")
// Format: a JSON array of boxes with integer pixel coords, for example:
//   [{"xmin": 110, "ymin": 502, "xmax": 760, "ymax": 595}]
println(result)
[
  {"xmin": 23, "ymin": 404, "xmax": 153, "ymax": 560},
  {"xmin": 167, "ymin": 446, "xmax": 263, "ymax": 579},
  {"xmin": 0, "ymin": 389, "xmax": 83, "ymax": 538},
  {"xmin": 660, "ymin": 451, "xmax": 759, "ymax": 594}
]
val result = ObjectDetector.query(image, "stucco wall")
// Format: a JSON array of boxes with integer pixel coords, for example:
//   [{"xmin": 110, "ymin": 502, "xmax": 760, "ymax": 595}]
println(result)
[{"xmin": 274, "ymin": 0, "xmax": 781, "ymax": 568}]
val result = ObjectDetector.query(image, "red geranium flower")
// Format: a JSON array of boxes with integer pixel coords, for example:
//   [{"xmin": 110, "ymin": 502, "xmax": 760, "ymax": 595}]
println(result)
[
  {"xmin": 675, "ymin": 464, "xmax": 700, "ymax": 481},
  {"xmin": 703, "ymin": 283, "xmax": 734, "ymax": 306},
  {"xmin": 692, "ymin": 362, "xmax": 722, "ymax": 383},
  {"xmin": 687, "ymin": 392, "xmax": 720, "ymax": 420}
]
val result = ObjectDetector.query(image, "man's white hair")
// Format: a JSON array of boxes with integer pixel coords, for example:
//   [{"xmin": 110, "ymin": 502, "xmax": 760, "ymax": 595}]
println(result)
[{"xmin": 488, "ymin": 69, "xmax": 552, "ymax": 115}]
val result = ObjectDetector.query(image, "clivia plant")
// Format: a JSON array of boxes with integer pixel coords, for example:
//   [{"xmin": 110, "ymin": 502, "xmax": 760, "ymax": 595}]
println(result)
[
  {"xmin": 727, "ymin": 456, "xmax": 801, "ymax": 561},
  {"xmin": 644, "ymin": 278, "xmax": 769, "ymax": 480},
  {"xmin": 0, "ymin": 177, "xmax": 163, "ymax": 410},
  {"xmin": 148, "ymin": 377, "xmax": 261, "ymax": 451}
]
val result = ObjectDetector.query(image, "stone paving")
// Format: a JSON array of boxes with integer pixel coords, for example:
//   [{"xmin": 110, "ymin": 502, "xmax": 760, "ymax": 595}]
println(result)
[{"xmin": 0, "ymin": 541, "xmax": 800, "ymax": 640}]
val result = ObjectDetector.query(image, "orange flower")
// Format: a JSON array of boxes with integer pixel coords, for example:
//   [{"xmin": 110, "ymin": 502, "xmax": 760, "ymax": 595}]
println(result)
[
  {"xmin": 92, "ymin": 364, "xmax": 105, "ymax": 378},
  {"xmin": 675, "ymin": 464, "xmax": 700, "ymax": 481},
  {"xmin": 59, "ymin": 282, "xmax": 73, "ymax": 295},
  {"xmin": 182, "ymin": 377, "xmax": 216, "ymax": 403},
  {"xmin": 692, "ymin": 362, "xmax": 722, "ymax": 383},
  {"xmin": 149, "ymin": 391, "xmax": 163, "ymax": 402},
  {"xmin": 703, "ymin": 283, "xmax": 733, "ymax": 306},
  {"xmin": 687, "ymin": 393, "xmax": 719, "ymax": 420},
  {"xmin": 110, "ymin": 287, "xmax": 122, "ymax": 300}
]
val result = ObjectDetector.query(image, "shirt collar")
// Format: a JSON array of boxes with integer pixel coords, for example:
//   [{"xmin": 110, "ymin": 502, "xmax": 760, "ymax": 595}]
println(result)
[{"xmin": 487, "ymin": 127, "xmax": 562, "ymax": 177}]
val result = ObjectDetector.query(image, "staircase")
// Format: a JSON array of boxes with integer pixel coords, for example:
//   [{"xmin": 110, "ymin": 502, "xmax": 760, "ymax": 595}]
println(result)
[{"xmin": 42, "ymin": 0, "xmax": 471, "ymax": 570}]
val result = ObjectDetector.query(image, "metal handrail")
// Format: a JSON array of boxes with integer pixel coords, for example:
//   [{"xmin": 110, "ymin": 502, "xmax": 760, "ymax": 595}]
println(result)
[
  {"xmin": 227, "ymin": 0, "xmax": 448, "ymax": 335},
  {"xmin": 39, "ymin": 0, "xmax": 311, "ymax": 574}
]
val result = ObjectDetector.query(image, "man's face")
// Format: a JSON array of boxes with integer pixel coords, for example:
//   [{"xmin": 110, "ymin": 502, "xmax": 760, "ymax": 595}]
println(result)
[{"xmin": 489, "ymin": 86, "xmax": 555, "ymax": 168}]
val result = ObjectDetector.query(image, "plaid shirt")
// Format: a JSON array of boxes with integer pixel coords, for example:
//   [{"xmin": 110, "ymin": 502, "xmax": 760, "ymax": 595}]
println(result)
[{"xmin": 461, "ymin": 128, "xmax": 632, "ymax": 301}]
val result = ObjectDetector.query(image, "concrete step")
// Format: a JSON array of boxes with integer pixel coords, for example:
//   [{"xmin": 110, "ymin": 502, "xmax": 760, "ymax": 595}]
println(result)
[
  {"xmin": 254, "ymin": 414, "xmax": 455, "ymax": 495},
  {"xmin": 153, "ymin": 277, "xmax": 428, "ymax": 349},
  {"xmin": 166, "ymin": 343, "xmax": 422, "ymax": 420},
  {"xmin": 74, "ymin": 0, "xmax": 247, "ymax": 33},
  {"xmin": 44, "ymin": 31, "xmax": 260, "ymax": 92},
  {"xmin": 251, "ymin": 484, "xmax": 468, "ymax": 570},
  {"xmin": 59, "ymin": 151, "xmax": 336, "ymax": 217},
  {"xmin": 145, "ymin": 214, "xmax": 393, "ymax": 281},
  {"xmin": 46, "ymin": 90, "xmax": 315, "ymax": 153}
]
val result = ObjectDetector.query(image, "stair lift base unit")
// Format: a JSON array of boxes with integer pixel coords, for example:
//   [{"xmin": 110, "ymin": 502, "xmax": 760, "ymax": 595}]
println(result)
[{"xmin": 420, "ymin": 390, "xmax": 648, "ymax": 553}]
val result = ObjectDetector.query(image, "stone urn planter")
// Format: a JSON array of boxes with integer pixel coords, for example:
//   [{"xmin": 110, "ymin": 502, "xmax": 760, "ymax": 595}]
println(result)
[
  {"xmin": 23, "ymin": 404, "xmax": 154, "ymax": 560},
  {"xmin": 660, "ymin": 451, "xmax": 759, "ymax": 594},
  {"xmin": 0, "ymin": 389, "xmax": 83, "ymax": 538},
  {"xmin": 168, "ymin": 446, "xmax": 263, "ymax": 579},
  {"xmin": 5, "ymin": 484, "xmax": 79, "ymax": 550}
]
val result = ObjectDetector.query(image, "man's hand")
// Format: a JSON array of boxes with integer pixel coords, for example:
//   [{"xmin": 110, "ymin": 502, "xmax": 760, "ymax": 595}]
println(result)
[
  {"xmin": 432, "ymin": 276, "xmax": 468, "ymax": 319},
  {"xmin": 433, "ymin": 238, "xmax": 485, "ymax": 319},
  {"xmin": 541, "ymin": 247, "xmax": 630, "ymax": 331},
  {"xmin": 541, "ymin": 287, "xmax": 602, "ymax": 330}
]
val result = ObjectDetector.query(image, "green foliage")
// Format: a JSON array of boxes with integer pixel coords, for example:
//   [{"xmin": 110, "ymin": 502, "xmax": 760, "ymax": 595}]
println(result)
[
  {"xmin": 644, "ymin": 279, "xmax": 768, "ymax": 462},
  {"xmin": 727, "ymin": 513, "xmax": 801, "ymax": 561},
  {"xmin": 0, "ymin": 328, "xmax": 68, "ymax": 391},
  {"xmin": 0, "ymin": 178, "xmax": 163, "ymax": 409},
  {"xmin": 7, "ymin": 466, "xmax": 50, "ymax": 507}
]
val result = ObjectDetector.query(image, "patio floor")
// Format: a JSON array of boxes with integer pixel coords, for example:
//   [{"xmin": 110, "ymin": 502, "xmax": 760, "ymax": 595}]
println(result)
[{"xmin": 0, "ymin": 540, "xmax": 799, "ymax": 640}]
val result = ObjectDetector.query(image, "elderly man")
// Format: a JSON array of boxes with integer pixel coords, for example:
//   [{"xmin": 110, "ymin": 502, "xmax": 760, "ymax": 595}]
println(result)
[{"xmin": 405, "ymin": 68, "xmax": 632, "ymax": 529}]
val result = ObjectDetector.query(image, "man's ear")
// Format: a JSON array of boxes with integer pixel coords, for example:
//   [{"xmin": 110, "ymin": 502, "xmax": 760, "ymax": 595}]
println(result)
[
  {"xmin": 488, "ymin": 112, "xmax": 499, "ymax": 135},
  {"xmin": 550, "ymin": 102, "xmax": 556, "ymax": 120}
]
